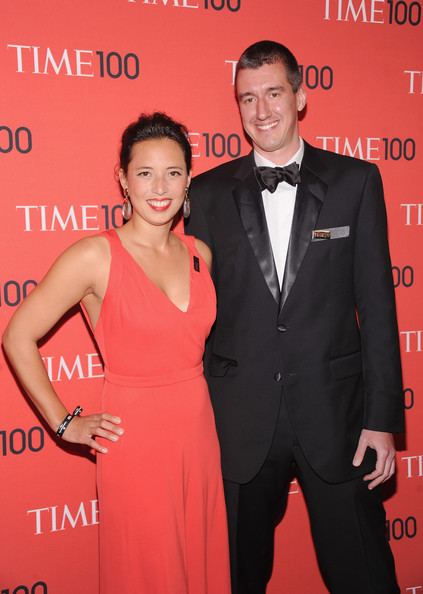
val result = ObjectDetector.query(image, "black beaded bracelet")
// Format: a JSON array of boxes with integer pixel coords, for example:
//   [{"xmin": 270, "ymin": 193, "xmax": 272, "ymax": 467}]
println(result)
[{"xmin": 56, "ymin": 405, "xmax": 83, "ymax": 438}]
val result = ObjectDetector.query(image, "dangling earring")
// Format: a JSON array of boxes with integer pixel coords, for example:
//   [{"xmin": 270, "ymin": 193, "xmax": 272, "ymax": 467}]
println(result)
[
  {"xmin": 122, "ymin": 188, "xmax": 133, "ymax": 220},
  {"xmin": 183, "ymin": 187, "xmax": 191, "ymax": 219}
]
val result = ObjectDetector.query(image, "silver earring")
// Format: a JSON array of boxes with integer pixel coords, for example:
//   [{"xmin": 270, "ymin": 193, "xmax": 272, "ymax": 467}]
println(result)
[
  {"xmin": 183, "ymin": 187, "xmax": 191, "ymax": 219},
  {"xmin": 122, "ymin": 188, "xmax": 132, "ymax": 220}
]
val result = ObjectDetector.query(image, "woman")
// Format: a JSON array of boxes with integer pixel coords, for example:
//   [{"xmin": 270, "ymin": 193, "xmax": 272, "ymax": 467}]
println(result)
[{"xmin": 3, "ymin": 113, "xmax": 231, "ymax": 594}]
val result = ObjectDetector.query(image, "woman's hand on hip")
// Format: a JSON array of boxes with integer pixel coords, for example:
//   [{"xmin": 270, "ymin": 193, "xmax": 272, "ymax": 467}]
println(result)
[{"xmin": 62, "ymin": 413, "xmax": 124, "ymax": 454}]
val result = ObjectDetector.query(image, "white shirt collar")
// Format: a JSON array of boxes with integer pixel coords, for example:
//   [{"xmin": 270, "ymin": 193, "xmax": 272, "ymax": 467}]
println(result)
[{"xmin": 254, "ymin": 137, "xmax": 304, "ymax": 168}]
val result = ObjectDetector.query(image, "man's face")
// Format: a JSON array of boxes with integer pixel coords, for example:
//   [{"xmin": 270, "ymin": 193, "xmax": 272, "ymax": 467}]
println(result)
[{"xmin": 236, "ymin": 61, "xmax": 306, "ymax": 163}]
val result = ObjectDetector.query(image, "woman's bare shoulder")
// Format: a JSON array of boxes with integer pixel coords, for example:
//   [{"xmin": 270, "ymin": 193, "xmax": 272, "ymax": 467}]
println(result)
[
  {"xmin": 194, "ymin": 237, "xmax": 212, "ymax": 271},
  {"xmin": 60, "ymin": 233, "xmax": 111, "ymax": 265}
]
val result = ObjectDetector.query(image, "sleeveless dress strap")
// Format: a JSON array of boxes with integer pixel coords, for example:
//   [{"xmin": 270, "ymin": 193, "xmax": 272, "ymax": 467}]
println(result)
[
  {"xmin": 179, "ymin": 232, "xmax": 198, "ymax": 253},
  {"xmin": 102, "ymin": 227, "xmax": 121, "ymax": 246}
]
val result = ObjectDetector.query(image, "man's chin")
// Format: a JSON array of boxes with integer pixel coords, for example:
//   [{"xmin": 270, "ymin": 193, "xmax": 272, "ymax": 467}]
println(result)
[{"xmin": 252, "ymin": 141, "xmax": 282, "ymax": 155}]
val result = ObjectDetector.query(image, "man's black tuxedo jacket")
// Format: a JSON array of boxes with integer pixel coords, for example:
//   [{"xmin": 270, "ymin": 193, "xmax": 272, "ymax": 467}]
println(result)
[{"xmin": 186, "ymin": 141, "xmax": 404, "ymax": 485}]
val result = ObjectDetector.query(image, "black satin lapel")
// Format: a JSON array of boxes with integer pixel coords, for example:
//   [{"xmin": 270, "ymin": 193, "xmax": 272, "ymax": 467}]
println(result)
[
  {"xmin": 279, "ymin": 168, "xmax": 327, "ymax": 314},
  {"xmin": 233, "ymin": 171, "xmax": 280, "ymax": 304}
]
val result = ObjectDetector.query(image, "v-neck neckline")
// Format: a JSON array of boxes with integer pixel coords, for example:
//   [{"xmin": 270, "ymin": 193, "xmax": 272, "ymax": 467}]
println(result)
[{"xmin": 112, "ymin": 228, "xmax": 192, "ymax": 315}]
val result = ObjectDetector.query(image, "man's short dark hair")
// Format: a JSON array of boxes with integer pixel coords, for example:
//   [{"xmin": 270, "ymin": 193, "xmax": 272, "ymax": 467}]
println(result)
[{"xmin": 235, "ymin": 40, "xmax": 302, "ymax": 92}]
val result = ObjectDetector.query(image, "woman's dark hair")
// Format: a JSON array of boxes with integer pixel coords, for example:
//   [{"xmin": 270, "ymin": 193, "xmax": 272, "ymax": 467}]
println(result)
[
  {"xmin": 235, "ymin": 40, "xmax": 302, "ymax": 93},
  {"xmin": 119, "ymin": 112, "xmax": 192, "ymax": 173}
]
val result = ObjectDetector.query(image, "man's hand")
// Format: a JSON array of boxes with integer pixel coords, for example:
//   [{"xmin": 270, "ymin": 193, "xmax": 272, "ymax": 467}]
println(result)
[{"xmin": 352, "ymin": 429, "xmax": 396, "ymax": 490}]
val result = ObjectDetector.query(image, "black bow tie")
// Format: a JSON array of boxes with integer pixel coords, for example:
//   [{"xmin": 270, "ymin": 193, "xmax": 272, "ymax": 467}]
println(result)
[{"xmin": 254, "ymin": 162, "xmax": 301, "ymax": 193}]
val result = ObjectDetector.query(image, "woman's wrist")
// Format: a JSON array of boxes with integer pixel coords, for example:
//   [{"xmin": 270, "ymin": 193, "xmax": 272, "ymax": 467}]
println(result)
[{"xmin": 56, "ymin": 406, "xmax": 83, "ymax": 438}]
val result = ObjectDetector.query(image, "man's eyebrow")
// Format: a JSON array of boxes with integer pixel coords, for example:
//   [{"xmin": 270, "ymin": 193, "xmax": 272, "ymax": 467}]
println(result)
[
  {"xmin": 237, "ymin": 91, "xmax": 255, "ymax": 100},
  {"xmin": 237, "ymin": 85, "xmax": 285, "ymax": 100},
  {"xmin": 266, "ymin": 85, "xmax": 284, "ymax": 93}
]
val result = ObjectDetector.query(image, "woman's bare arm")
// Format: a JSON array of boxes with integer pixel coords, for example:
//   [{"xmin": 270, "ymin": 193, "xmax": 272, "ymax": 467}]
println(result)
[{"xmin": 2, "ymin": 236, "xmax": 123, "ymax": 453}]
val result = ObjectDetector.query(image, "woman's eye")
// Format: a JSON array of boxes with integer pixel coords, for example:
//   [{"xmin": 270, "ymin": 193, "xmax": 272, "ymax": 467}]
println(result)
[
  {"xmin": 137, "ymin": 171, "xmax": 150, "ymax": 177},
  {"xmin": 169, "ymin": 170, "xmax": 182, "ymax": 176}
]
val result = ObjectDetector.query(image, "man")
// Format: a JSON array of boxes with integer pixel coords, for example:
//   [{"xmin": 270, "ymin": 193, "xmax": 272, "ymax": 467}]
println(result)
[{"xmin": 186, "ymin": 40, "xmax": 403, "ymax": 594}]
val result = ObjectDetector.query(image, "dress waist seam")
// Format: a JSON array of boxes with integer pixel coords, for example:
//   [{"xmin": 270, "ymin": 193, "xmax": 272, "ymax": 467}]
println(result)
[{"xmin": 104, "ymin": 363, "xmax": 204, "ymax": 387}]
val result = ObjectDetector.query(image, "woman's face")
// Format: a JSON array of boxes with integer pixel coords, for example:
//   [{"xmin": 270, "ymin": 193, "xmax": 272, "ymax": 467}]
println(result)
[{"xmin": 120, "ymin": 137, "xmax": 190, "ymax": 227}]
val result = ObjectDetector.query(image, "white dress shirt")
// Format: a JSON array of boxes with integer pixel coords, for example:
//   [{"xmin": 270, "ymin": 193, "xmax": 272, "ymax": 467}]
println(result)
[{"xmin": 254, "ymin": 138, "xmax": 305, "ymax": 289}]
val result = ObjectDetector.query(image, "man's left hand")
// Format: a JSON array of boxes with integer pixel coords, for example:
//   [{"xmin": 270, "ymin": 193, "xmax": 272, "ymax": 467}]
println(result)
[{"xmin": 352, "ymin": 429, "xmax": 396, "ymax": 490}]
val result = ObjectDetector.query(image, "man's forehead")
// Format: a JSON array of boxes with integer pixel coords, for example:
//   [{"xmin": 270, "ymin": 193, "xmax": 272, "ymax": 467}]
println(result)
[{"xmin": 236, "ymin": 63, "xmax": 288, "ymax": 94}]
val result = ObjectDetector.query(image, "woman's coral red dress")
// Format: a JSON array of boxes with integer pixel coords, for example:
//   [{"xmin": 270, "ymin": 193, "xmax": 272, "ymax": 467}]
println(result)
[{"xmin": 93, "ymin": 229, "xmax": 230, "ymax": 594}]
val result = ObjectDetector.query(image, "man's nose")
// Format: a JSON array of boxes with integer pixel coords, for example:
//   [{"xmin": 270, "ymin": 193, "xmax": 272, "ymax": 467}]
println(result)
[{"xmin": 256, "ymin": 97, "xmax": 271, "ymax": 120}]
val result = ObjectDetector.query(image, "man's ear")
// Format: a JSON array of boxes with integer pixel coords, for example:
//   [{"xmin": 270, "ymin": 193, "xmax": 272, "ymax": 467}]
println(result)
[{"xmin": 296, "ymin": 87, "xmax": 307, "ymax": 112}]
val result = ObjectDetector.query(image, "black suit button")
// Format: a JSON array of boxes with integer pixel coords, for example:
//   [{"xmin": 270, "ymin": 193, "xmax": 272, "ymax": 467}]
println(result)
[
  {"xmin": 274, "ymin": 372, "xmax": 282, "ymax": 382},
  {"xmin": 277, "ymin": 324, "xmax": 287, "ymax": 333}
]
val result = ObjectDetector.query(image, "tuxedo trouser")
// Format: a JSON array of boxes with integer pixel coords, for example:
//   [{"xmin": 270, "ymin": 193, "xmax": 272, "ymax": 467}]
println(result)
[{"xmin": 223, "ymin": 396, "xmax": 399, "ymax": 594}]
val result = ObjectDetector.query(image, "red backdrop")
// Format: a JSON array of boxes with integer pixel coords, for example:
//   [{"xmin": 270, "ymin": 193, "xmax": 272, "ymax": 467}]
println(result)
[{"xmin": 0, "ymin": 1, "xmax": 422, "ymax": 592}]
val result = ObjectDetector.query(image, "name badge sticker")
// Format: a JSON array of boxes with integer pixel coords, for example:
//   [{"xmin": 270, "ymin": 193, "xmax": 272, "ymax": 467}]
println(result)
[{"xmin": 312, "ymin": 230, "xmax": 331, "ymax": 240}]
